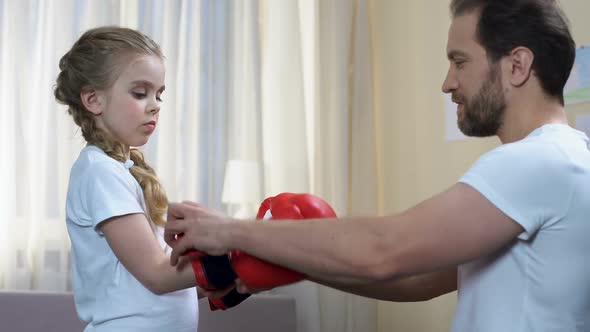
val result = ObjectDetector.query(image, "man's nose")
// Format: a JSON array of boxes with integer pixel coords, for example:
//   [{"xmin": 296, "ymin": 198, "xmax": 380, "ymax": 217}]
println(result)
[{"xmin": 441, "ymin": 69, "xmax": 458, "ymax": 93}]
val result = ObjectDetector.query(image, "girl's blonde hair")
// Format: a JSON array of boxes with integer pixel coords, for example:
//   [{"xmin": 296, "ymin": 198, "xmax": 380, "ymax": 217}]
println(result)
[{"xmin": 54, "ymin": 26, "xmax": 167, "ymax": 226}]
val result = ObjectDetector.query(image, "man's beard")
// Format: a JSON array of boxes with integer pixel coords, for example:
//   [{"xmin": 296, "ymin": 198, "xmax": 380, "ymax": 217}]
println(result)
[{"xmin": 456, "ymin": 64, "xmax": 506, "ymax": 137}]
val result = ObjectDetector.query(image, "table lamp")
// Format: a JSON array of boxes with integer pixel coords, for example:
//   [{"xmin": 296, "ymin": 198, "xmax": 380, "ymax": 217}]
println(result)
[{"xmin": 221, "ymin": 160, "xmax": 262, "ymax": 218}]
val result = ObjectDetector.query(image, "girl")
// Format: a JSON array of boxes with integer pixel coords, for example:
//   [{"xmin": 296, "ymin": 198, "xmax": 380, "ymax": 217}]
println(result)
[{"xmin": 55, "ymin": 26, "xmax": 222, "ymax": 332}]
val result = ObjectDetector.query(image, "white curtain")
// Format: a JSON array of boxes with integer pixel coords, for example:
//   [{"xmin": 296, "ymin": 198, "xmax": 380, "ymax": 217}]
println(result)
[{"xmin": 0, "ymin": 0, "xmax": 377, "ymax": 331}]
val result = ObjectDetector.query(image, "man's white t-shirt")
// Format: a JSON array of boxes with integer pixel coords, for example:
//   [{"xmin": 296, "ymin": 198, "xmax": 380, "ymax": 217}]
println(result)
[
  {"xmin": 452, "ymin": 124, "xmax": 590, "ymax": 331},
  {"xmin": 66, "ymin": 145, "xmax": 198, "ymax": 332}
]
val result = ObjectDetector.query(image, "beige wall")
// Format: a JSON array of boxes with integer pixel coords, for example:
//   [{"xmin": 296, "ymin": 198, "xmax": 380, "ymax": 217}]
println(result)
[
  {"xmin": 561, "ymin": 1, "xmax": 590, "ymax": 125},
  {"xmin": 368, "ymin": 0, "xmax": 590, "ymax": 331}
]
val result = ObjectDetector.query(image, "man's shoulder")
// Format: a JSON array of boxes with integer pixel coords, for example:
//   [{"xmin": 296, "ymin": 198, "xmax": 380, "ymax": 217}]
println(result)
[
  {"xmin": 464, "ymin": 131, "xmax": 580, "ymax": 192},
  {"xmin": 478, "ymin": 138, "xmax": 558, "ymax": 166}
]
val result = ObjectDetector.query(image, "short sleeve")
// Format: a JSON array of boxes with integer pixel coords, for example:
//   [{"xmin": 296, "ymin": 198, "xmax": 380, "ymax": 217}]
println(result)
[
  {"xmin": 459, "ymin": 142, "xmax": 574, "ymax": 240},
  {"xmin": 82, "ymin": 161, "xmax": 145, "ymax": 231}
]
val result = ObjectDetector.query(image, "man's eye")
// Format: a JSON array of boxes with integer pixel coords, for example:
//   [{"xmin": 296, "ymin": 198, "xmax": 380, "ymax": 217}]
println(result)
[{"xmin": 454, "ymin": 60, "xmax": 466, "ymax": 69}]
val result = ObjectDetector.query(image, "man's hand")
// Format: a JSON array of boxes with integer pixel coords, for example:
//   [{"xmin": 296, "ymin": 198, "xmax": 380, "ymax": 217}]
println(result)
[{"xmin": 164, "ymin": 202, "xmax": 237, "ymax": 265}]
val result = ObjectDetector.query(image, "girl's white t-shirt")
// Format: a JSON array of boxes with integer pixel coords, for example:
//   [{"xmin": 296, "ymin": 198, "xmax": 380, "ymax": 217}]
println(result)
[{"xmin": 66, "ymin": 145, "xmax": 198, "ymax": 332}]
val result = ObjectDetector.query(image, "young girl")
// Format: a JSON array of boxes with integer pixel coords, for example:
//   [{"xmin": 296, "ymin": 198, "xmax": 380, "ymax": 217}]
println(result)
[{"xmin": 55, "ymin": 26, "xmax": 218, "ymax": 331}]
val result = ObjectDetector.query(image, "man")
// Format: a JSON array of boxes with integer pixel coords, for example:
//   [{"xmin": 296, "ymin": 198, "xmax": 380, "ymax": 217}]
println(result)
[{"xmin": 166, "ymin": 0, "xmax": 589, "ymax": 330}]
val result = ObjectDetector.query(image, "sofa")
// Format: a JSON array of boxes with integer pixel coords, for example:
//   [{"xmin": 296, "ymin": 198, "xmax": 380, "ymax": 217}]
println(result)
[{"xmin": 0, "ymin": 291, "xmax": 296, "ymax": 332}]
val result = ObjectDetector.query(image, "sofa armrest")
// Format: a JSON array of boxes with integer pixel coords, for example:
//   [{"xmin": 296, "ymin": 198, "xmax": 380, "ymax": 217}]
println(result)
[
  {"xmin": 0, "ymin": 291, "xmax": 296, "ymax": 332},
  {"xmin": 198, "ymin": 294, "xmax": 297, "ymax": 332},
  {"xmin": 0, "ymin": 290, "xmax": 85, "ymax": 332}
]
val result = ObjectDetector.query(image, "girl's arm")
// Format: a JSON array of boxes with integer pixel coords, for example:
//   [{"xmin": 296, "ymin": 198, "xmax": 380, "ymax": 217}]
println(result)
[{"xmin": 99, "ymin": 213, "xmax": 203, "ymax": 295}]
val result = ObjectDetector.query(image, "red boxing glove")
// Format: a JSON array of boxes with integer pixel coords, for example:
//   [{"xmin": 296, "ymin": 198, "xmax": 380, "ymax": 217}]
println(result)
[
  {"xmin": 192, "ymin": 192, "xmax": 336, "ymax": 311},
  {"xmin": 230, "ymin": 193, "xmax": 337, "ymax": 288}
]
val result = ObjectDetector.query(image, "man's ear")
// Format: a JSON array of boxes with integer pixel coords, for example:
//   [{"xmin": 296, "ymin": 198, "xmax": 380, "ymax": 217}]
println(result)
[
  {"xmin": 509, "ymin": 47, "xmax": 534, "ymax": 87},
  {"xmin": 80, "ymin": 88, "xmax": 104, "ymax": 115}
]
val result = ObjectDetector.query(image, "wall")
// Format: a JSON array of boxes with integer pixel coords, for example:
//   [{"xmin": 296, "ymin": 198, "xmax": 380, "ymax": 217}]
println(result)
[
  {"xmin": 368, "ymin": 0, "xmax": 590, "ymax": 331},
  {"xmin": 561, "ymin": 0, "xmax": 590, "ymax": 127}
]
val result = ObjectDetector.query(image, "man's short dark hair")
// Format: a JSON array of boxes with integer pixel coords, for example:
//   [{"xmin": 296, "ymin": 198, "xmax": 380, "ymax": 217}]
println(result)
[{"xmin": 450, "ymin": 0, "xmax": 576, "ymax": 105}]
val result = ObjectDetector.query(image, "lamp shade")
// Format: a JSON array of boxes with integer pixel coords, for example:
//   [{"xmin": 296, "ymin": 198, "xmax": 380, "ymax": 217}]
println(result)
[{"xmin": 221, "ymin": 160, "xmax": 262, "ymax": 204}]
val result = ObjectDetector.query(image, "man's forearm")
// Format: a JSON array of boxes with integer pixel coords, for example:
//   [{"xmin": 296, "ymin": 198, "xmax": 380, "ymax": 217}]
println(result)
[
  {"xmin": 228, "ymin": 216, "xmax": 399, "ymax": 284},
  {"xmin": 224, "ymin": 183, "xmax": 517, "ymax": 286},
  {"xmin": 309, "ymin": 268, "xmax": 458, "ymax": 302}
]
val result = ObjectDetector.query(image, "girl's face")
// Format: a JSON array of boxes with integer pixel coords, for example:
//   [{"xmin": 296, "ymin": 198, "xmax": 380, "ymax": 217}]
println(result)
[{"xmin": 95, "ymin": 55, "xmax": 165, "ymax": 148}]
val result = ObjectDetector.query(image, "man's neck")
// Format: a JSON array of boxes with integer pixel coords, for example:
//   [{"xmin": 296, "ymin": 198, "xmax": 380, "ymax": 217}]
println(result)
[{"xmin": 497, "ymin": 95, "xmax": 568, "ymax": 144}]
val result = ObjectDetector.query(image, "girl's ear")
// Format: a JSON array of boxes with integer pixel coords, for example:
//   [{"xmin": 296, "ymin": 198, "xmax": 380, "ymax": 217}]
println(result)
[{"xmin": 80, "ymin": 88, "xmax": 105, "ymax": 115}]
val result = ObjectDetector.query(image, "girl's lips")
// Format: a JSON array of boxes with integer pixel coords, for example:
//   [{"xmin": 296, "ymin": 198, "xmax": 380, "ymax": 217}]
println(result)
[{"xmin": 144, "ymin": 121, "xmax": 157, "ymax": 131}]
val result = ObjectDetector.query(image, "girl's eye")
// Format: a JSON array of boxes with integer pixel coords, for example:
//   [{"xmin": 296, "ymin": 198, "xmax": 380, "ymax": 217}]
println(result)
[{"xmin": 132, "ymin": 92, "xmax": 147, "ymax": 98}]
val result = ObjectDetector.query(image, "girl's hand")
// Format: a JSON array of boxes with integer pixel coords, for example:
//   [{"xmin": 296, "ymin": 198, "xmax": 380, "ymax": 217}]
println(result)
[
  {"xmin": 200, "ymin": 284, "xmax": 236, "ymax": 299},
  {"xmin": 234, "ymin": 278, "xmax": 273, "ymax": 294}
]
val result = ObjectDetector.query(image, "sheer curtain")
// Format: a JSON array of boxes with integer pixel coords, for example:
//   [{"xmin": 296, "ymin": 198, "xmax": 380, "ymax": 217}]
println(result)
[
  {"xmin": 259, "ymin": 1, "xmax": 379, "ymax": 331},
  {"xmin": 0, "ymin": 0, "xmax": 377, "ymax": 331}
]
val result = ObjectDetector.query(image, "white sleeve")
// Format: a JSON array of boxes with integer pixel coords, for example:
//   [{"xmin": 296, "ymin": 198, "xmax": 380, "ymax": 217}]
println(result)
[
  {"xmin": 82, "ymin": 161, "xmax": 145, "ymax": 231},
  {"xmin": 459, "ymin": 141, "xmax": 575, "ymax": 240}
]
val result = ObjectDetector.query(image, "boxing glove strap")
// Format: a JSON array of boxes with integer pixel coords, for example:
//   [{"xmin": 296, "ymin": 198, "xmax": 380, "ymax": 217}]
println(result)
[
  {"xmin": 198, "ymin": 255, "xmax": 238, "ymax": 290},
  {"xmin": 208, "ymin": 289, "xmax": 251, "ymax": 311}
]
